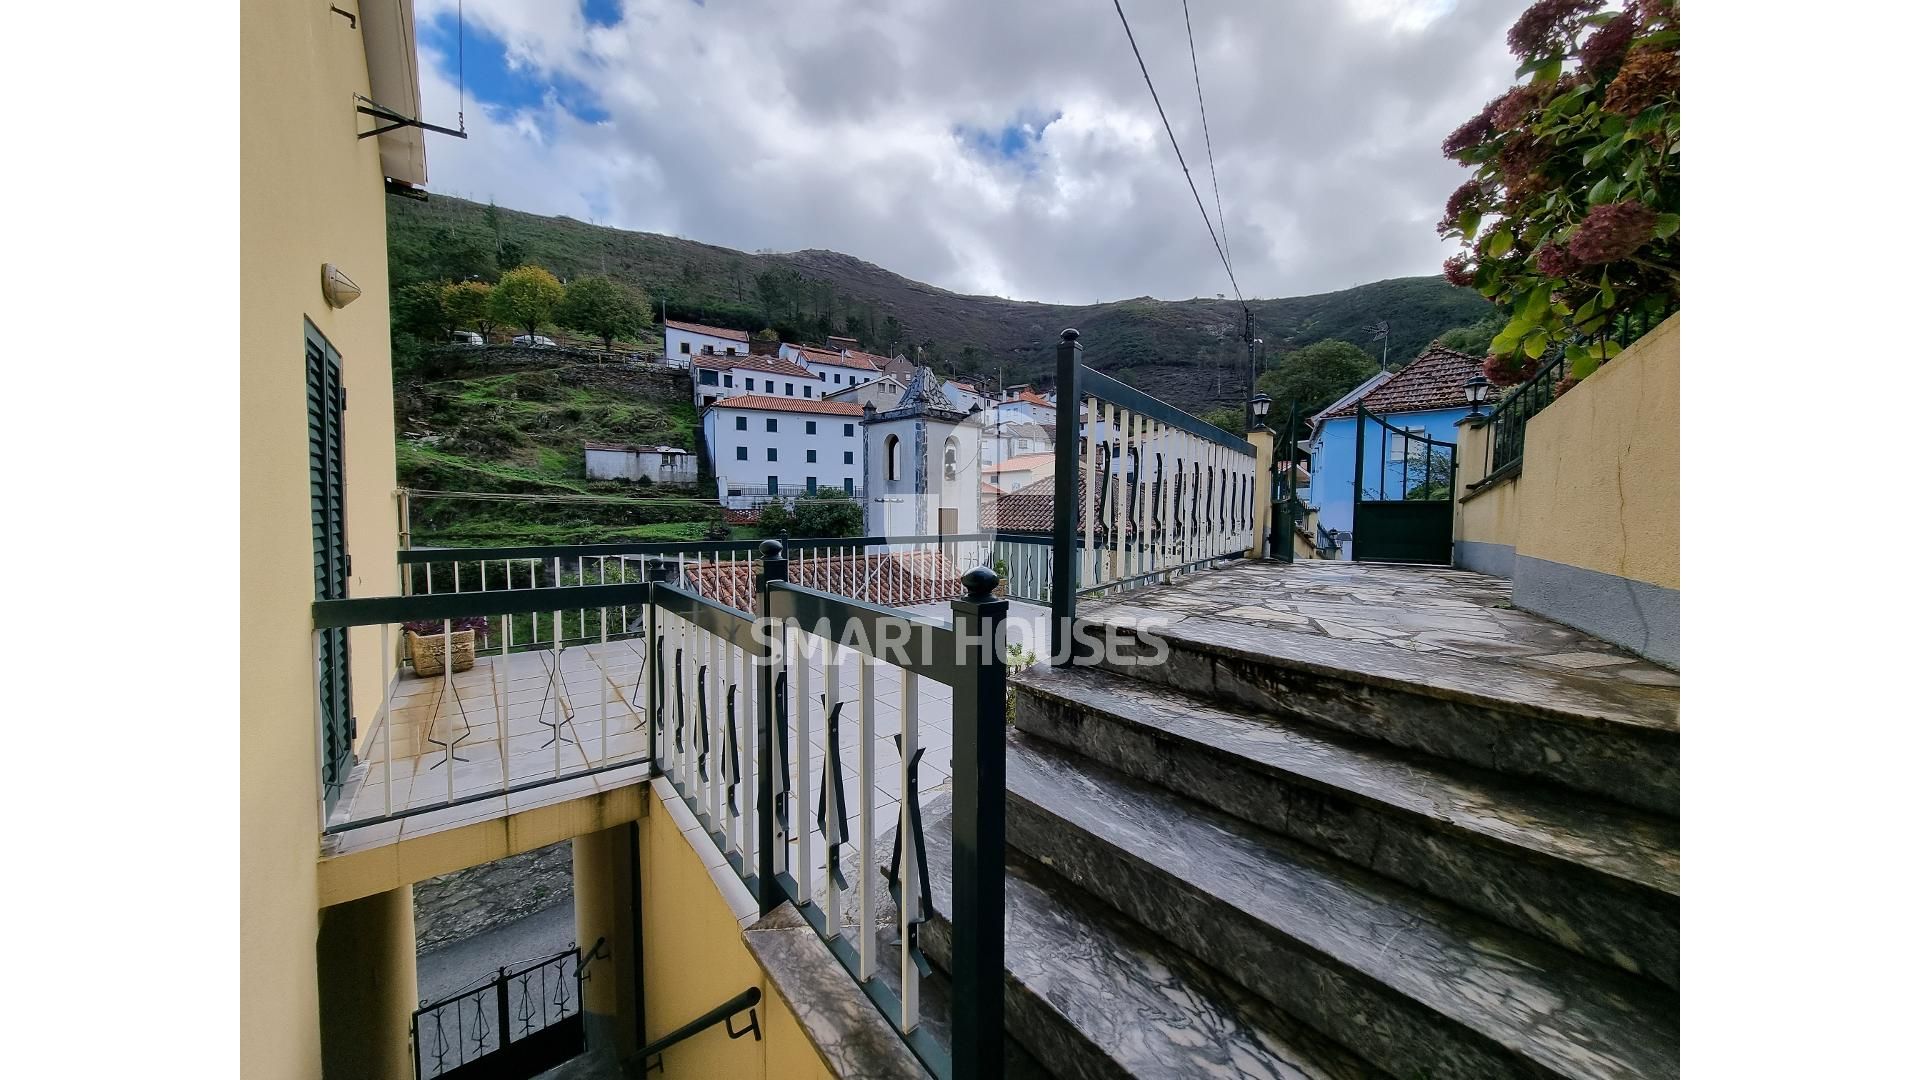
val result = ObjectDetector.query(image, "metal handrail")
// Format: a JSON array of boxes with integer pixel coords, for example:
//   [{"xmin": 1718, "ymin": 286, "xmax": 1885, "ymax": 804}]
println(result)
[
  {"xmin": 397, "ymin": 532, "xmax": 1023, "ymax": 564},
  {"xmin": 632, "ymin": 987, "xmax": 762, "ymax": 1069},
  {"xmin": 1487, "ymin": 352, "xmax": 1568, "ymax": 476}
]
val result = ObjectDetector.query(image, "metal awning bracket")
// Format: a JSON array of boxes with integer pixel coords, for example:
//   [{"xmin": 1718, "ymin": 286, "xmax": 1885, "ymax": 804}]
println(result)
[{"xmin": 354, "ymin": 94, "xmax": 467, "ymax": 140}]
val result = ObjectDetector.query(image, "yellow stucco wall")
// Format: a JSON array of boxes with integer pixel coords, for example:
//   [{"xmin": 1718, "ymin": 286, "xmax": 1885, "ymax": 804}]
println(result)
[
  {"xmin": 1456, "ymin": 314, "xmax": 1679, "ymax": 591},
  {"xmin": 1513, "ymin": 315, "xmax": 1679, "ymax": 590},
  {"xmin": 240, "ymin": 1, "xmax": 402, "ymax": 1075},
  {"xmin": 637, "ymin": 788, "xmax": 834, "ymax": 1078}
]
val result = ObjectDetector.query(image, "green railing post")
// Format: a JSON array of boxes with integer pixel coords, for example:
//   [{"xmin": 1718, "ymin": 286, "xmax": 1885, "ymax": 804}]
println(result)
[
  {"xmin": 1049, "ymin": 328, "xmax": 1082, "ymax": 665},
  {"xmin": 754, "ymin": 539, "xmax": 786, "ymax": 916},
  {"xmin": 950, "ymin": 566, "xmax": 1007, "ymax": 1079},
  {"xmin": 1276, "ymin": 398, "xmax": 1299, "ymax": 563}
]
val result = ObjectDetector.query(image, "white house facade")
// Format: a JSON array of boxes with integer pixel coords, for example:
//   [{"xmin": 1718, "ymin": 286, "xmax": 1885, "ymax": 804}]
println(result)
[
  {"xmin": 702, "ymin": 394, "xmax": 865, "ymax": 507},
  {"xmin": 692, "ymin": 354, "xmax": 822, "ymax": 410},
  {"xmin": 782, "ymin": 343, "xmax": 887, "ymax": 393},
  {"xmin": 664, "ymin": 319, "xmax": 749, "ymax": 362}
]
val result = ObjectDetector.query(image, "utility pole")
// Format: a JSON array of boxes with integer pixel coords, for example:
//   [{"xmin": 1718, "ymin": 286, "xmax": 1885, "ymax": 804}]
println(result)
[
  {"xmin": 1242, "ymin": 307, "xmax": 1259, "ymax": 433},
  {"xmin": 1370, "ymin": 320, "xmax": 1391, "ymax": 373}
]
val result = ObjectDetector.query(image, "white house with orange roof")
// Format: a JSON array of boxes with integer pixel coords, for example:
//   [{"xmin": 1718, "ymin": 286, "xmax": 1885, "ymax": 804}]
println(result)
[
  {"xmin": 781, "ymin": 341, "xmax": 889, "ymax": 392},
  {"xmin": 663, "ymin": 318, "xmax": 750, "ymax": 361},
  {"xmin": 980, "ymin": 451, "xmax": 1055, "ymax": 494},
  {"xmin": 701, "ymin": 394, "xmax": 866, "ymax": 506},
  {"xmin": 690, "ymin": 352, "xmax": 822, "ymax": 409}
]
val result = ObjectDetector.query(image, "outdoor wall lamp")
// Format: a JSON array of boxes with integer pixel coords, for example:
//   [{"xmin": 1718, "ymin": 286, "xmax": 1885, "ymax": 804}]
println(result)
[
  {"xmin": 1250, "ymin": 392, "xmax": 1271, "ymax": 422},
  {"xmin": 1464, "ymin": 373, "xmax": 1491, "ymax": 415},
  {"xmin": 321, "ymin": 263, "xmax": 362, "ymax": 309}
]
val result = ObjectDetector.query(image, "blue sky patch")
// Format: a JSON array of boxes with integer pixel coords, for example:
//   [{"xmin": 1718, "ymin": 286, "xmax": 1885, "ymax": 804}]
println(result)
[
  {"xmin": 419, "ymin": 11, "xmax": 611, "ymax": 126},
  {"xmin": 580, "ymin": 0, "xmax": 622, "ymax": 29},
  {"xmin": 954, "ymin": 110, "xmax": 1062, "ymax": 170}
]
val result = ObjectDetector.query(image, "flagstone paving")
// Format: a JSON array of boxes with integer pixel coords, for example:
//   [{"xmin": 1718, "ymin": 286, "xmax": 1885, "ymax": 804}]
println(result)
[{"xmin": 1088, "ymin": 559, "xmax": 1678, "ymax": 688}]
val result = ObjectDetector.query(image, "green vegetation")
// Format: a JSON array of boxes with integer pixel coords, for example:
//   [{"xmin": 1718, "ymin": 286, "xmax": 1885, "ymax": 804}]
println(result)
[
  {"xmin": 387, "ymin": 195, "xmax": 1495, "ymax": 414},
  {"xmin": 489, "ymin": 265, "xmax": 566, "ymax": 339},
  {"xmin": 1437, "ymin": 0, "xmax": 1678, "ymax": 385},
  {"xmin": 1256, "ymin": 339, "xmax": 1381, "ymax": 416},
  {"xmin": 557, "ymin": 275, "xmax": 651, "ymax": 350},
  {"xmin": 755, "ymin": 488, "xmax": 864, "ymax": 539}
]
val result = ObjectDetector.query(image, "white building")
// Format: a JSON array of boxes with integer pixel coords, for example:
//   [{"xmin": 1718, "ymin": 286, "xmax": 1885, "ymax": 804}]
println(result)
[
  {"xmin": 702, "ymin": 394, "xmax": 866, "ymax": 507},
  {"xmin": 824, "ymin": 374, "xmax": 908, "ymax": 410},
  {"xmin": 583, "ymin": 442, "xmax": 699, "ymax": 484},
  {"xmin": 692, "ymin": 353, "xmax": 822, "ymax": 410},
  {"xmin": 782, "ymin": 343, "xmax": 887, "ymax": 393},
  {"xmin": 979, "ymin": 452, "xmax": 1053, "ymax": 494},
  {"xmin": 864, "ymin": 368, "xmax": 983, "ymax": 537},
  {"xmin": 664, "ymin": 318, "xmax": 749, "ymax": 362},
  {"xmin": 979, "ymin": 419, "xmax": 1052, "ymax": 468},
  {"xmin": 940, "ymin": 378, "xmax": 990, "ymax": 413},
  {"xmin": 994, "ymin": 390, "xmax": 1058, "ymax": 426}
]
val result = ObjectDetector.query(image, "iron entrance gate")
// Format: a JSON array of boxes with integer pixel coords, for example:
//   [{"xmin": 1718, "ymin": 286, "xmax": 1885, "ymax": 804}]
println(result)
[
  {"xmin": 412, "ymin": 946, "xmax": 584, "ymax": 1080},
  {"xmin": 1351, "ymin": 404, "xmax": 1456, "ymax": 564}
]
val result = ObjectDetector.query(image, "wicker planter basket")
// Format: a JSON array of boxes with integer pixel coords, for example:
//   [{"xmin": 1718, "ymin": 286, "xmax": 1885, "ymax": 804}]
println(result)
[{"xmin": 407, "ymin": 629, "xmax": 476, "ymax": 677}]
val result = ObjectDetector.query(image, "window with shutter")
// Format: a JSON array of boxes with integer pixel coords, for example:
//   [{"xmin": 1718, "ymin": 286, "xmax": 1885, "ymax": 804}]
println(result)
[{"xmin": 306, "ymin": 322, "xmax": 354, "ymax": 808}]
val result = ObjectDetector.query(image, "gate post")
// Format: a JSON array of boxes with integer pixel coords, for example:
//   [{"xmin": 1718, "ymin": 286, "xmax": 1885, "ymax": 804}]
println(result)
[
  {"xmin": 1049, "ymin": 329, "xmax": 1082, "ymax": 664},
  {"xmin": 754, "ymin": 539, "xmax": 787, "ymax": 915}
]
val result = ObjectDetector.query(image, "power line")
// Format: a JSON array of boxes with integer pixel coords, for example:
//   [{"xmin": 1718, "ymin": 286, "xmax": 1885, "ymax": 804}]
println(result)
[
  {"xmin": 1110, "ymin": 0, "xmax": 1243, "ymax": 305},
  {"xmin": 1182, "ymin": 0, "xmax": 1233, "ymax": 281}
]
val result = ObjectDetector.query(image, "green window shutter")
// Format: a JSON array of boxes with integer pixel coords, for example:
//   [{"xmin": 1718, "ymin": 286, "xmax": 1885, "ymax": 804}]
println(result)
[{"xmin": 307, "ymin": 325, "xmax": 354, "ymax": 807}]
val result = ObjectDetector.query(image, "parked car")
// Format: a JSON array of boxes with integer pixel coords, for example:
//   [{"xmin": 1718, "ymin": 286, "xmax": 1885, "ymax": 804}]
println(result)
[
  {"xmin": 449, "ymin": 330, "xmax": 484, "ymax": 346},
  {"xmin": 512, "ymin": 334, "xmax": 557, "ymax": 348}
]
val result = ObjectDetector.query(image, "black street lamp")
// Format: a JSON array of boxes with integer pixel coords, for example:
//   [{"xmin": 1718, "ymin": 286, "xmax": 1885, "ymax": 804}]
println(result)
[
  {"xmin": 1250, "ymin": 392, "xmax": 1272, "ymax": 427},
  {"xmin": 1464, "ymin": 373, "xmax": 1492, "ymax": 416}
]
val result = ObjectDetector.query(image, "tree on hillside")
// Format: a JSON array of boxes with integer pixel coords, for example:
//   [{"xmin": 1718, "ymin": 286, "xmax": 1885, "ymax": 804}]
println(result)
[
  {"xmin": 489, "ymin": 266, "xmax": 565, "ymax": 340},
  {"xmin": 394, "ymin": 282, "xmax": 453, "ymax": 340},
  {"xmin": 442, "ymin": 280, "xmax": 496, "ymax": 336},
  {"xmin": 1200, "ymin": 407, "xmax": 1247, "ymax": 437},
  {"xmin": 1434, "ymin": 314, "xmax": 1503, "ymax": 358},
  {"xmin": 556, "ymin": 275, "xmax": 650, "ymax": 350},
  {"xmin": 1255, "ymin": 339, "xmax": 1379, "ymax": 416}
]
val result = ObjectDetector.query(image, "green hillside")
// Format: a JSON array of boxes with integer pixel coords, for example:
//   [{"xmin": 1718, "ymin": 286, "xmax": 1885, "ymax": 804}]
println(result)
[{"xmin": 387, "ymin": 194, "xmax": 1493, "ymax": 413}]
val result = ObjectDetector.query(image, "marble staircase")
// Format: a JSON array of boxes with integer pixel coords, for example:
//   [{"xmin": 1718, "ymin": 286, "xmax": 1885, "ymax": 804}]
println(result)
[{"xmin": 884, "ymin": 576, "xmax": 1680, "ymax": 1080}]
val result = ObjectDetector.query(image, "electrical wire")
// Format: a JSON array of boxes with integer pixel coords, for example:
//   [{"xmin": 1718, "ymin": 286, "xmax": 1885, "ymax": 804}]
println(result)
[
  {"xmin": 1111, "ymin": 0, "xmax": 1242, "ymax": 304},
  {"xmin": 1182, "ymin": 0, "xmax": 1233, "ymax": 281}
]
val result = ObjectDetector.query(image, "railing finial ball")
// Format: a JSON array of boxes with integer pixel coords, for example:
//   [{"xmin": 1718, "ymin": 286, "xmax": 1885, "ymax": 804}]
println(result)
[
  {"xmin": 759, "ymin": 538, "xmax": 785, "ymax": 560},
  {"xmin": 961, "ymin": 565, "xmax": 999, "ymax": 599},
  {"xmin": 1060, "ymin": 327, "xmax": 1080, "ymax": 342}
]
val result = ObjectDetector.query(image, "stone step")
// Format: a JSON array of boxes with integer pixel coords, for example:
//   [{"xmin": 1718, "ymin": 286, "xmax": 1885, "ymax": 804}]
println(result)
[
  {"xmin": 1013, "ymin": 663, "xmax": 1679, "ymax": 989},
  {"xmin": 906, "ymin": 800, "xmax": 1387, "ymax": 1080},
  {"xmin": 1076, "ymin": 606, "xmax": 1679, "ymax": 815},
  {"xmin": 1005, "ymin": 733, "xmax": 1679, "ymax": 1080}
]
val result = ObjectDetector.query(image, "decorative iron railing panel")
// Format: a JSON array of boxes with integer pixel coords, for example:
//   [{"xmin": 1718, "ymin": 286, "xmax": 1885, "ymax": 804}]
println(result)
[
  {"xmin": 411, "ymin": 946, "xmax": 583, "ymax": 1080},
  {"xmin": 1048, "ymin": 328, "xmax": 1258, "ymax": 659},
  {"xmin": 1487, "ymin": 352, "xmax": 1568, "ymax": 477}
]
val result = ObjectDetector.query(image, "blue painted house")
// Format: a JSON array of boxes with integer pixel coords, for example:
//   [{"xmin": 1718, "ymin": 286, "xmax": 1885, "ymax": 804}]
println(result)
[{"xmin": 1304, "ymin": 346, "xmax": 1484, "ymax": 558}]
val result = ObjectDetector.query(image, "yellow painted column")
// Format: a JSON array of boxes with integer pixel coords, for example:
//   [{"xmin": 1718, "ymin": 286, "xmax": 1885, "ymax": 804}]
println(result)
[
  {"xmin": 1453, "ymin": 417, "xmax": 1492, "ymax": 541},
  {"xmin": 1247, "ymin": 428, "xmax": 1275, "ymax": 559},
  {"xmin": 317, "ymin": 885, "xmax": 417, "ymax": 1080},
  {"xmin": 575, "ymin": 825, "xmax": 641, "ymax": 1062}
]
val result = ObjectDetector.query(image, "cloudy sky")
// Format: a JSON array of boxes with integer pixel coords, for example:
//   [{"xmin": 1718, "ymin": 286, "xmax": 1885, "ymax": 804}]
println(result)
[{"xmin": 411, "ymin": 0, "xmax": 1527, "ymax": 305}]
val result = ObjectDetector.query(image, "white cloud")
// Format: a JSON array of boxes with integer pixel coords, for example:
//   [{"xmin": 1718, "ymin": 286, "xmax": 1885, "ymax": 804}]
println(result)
[{"xmin": 412, "ymin": 0, "xmax": 1528, "ymax": 304}]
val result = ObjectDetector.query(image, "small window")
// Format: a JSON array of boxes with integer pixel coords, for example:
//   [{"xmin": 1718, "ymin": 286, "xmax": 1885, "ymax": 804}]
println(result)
[
  {"xmin": 746, "ymin": 378, "xmax": 755, "ymax": 391},
  {"xmin": 807, "ymin": 449, "xmax": 817, "ymax": 463},
  {"xmin": 806, "ymin": 420, "xmax": 817, "ymax": 434},
  {"xmin": 804, "ymin": 386, "xmax": 813, "ymax": 398},
  {"xmin": 885, "ymin": 434, "xmax": 901, "ymax": 481},
  {"xmin": 785, "ymin": 382, "xmax": 795, "ymax": 396},
  {"xmin": 768, "ymin": 476, "xmax": 779, "ymax": 495},
  {"xmin": 735, "ymin": 416, "xmax": 747, "ymax": 431},
  {"xmin": 834, "ymin": 373, "xmax": 842, "ymax": 384},
  {"xmin": 702, "ymin": 345, "xmax": 714, "ymax": 355},
  {"xmin": 735, "ymin": 446, "xmax": 747, "ymax": 460},
  {"xmin": 806, "ymin": 477, "xmax": 818, "ymax": 494},
  {"xmin": 768, "ymin": 447, "xmax": 778, "ymax": 461},
  {"xmin": 843, "ymin": 423, "xmax": 854, "ymax": 437},
  {"xmin": 766, "ymin": 418, "xmax": 777, "ymax": 433},
  {"xmin": 728, "ymin": 487, "xmax": 742, "ymax": 497},
  {"xmin": 843, "ymin": 478, "xmax": 854, "ymax": 494},
  {"xmin": 699, "ymin": 370, "xmax": 719, "ymax": 386},
  {"xmin": 843, "ymin": 450, "xmax": 854, "ymax": 465},
  {"xmin": 679, "ymin": 341, "xmax": 691, "ymax": 354},
  {"xmin": 723, "ymin": 374, "xmax": 734, "ymax": 388},
  {"xmin": 725, "ymin": 347, "xmax": 737, "ymax": 356}
]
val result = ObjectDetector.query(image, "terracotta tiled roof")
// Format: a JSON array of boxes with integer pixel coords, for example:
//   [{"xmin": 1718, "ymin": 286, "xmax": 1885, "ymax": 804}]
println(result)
[
  {"xmin": 982, "ymin": 480, "xmax": 1080, "ymax": 533},
  {"xmin": 982, "ymin": 452, "xmax": 1053, "ymax": 475},
  {"xmin": 1013, "ymin": 391, "xmax": 1054, "ymax": 408},
  {"xmin": 721, "ymin": 507, "xmax": 761, "ymax": 526},
  {"xmin": 1324, "ymin": 346, "xmax": 1481, "ymax": 418},
  {"xmin": 694, "ymin": 353, "xmax": 819, "ymax": 379},
  {"xmin": 980, "ymin": 481, "xmax": 1008, "ymax": 497},
  {"xmin": 682, "ymin": 550, "xmax": 964, "ymax": 610},
  {"xmin": 665, "ymin": 319, "xmax": 750, "ymax": 342},
  {"xmin": 801, "ymin": 345, "xmax": 884, "ymax": 372},
  {"xmin": 708, "ymin": 394, "xmax": 865, "ymax": 416}
]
